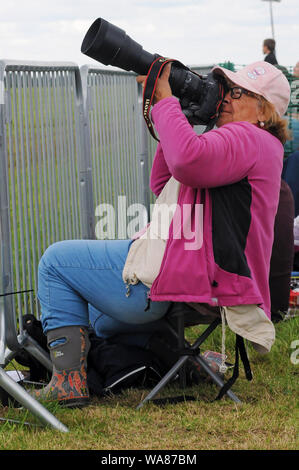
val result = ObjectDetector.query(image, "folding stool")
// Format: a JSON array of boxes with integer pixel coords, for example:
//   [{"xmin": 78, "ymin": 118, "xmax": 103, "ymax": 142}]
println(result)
[{"xmin": 137, "ymin": 302, "xmax": 248, "ymax": 409}]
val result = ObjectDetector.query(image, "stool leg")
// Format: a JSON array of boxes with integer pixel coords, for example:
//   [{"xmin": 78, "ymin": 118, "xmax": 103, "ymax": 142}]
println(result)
[
  {"xmin": 178, "ymin": 315, "xmax": 187, "ymax": 389},
  {"xmin": 194, "ymin": 355, "xmax": 241, "ymax": 403},
  {"xmin": 136, "ymin": 355, "xmax": 190, "ymax": 410}
]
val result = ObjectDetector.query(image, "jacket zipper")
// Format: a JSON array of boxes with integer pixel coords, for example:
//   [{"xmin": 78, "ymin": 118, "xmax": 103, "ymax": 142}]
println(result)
[{"xmin": 149, "ymin": 183, "xmax": 183, "ymax": 297}]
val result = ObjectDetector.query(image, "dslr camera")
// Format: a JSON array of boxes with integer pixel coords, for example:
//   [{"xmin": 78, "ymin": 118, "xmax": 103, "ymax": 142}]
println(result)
[{"xmin": 81, "ymin": 18, "xmax": 226, "ymax": 134}]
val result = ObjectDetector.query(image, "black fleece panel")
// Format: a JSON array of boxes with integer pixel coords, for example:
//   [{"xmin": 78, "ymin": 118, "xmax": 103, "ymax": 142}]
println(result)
[{"xmin": 210, "ymin": 177, "xmax": 252, "ymax": 277}]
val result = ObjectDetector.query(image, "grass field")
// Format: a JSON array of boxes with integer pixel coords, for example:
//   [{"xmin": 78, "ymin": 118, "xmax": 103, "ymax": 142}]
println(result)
[{"xmin": 1, "ymin": 316, "xmax": 298, "ymax": 451}]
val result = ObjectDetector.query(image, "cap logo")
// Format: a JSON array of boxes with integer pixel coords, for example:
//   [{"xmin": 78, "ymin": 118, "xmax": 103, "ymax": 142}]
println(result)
[{"xmin": 247, "ymin": 67, "xmax": 266, "ymax": 80}]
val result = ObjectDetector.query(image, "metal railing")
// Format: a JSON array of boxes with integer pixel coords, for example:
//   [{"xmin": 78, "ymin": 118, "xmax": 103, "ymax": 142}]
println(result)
[
  {"xmin": 0, "ymin": 59, "xmax": 153, "ymax": 430},
  {"xmin": 0, "ymin": 61, "xmax": 88, "ymax": 341},
  {"xmin": 81, "ymin": 66, "xmax": 150, "ymax": 238},
  {"xmin": 0, "ymin": 60, "xmax": 92, "ymax": 431}
]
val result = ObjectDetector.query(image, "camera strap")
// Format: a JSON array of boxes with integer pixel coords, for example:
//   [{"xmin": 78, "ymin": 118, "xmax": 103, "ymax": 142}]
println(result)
[{"xmin": 142, "ymin": 56, "xmax": 187, "ymax": 141}]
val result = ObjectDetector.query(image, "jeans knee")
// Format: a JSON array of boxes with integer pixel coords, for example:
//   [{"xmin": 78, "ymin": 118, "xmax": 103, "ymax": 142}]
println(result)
[{"xmin": 39, "ymin": 241, "xmax": 69, "ymax": 270}]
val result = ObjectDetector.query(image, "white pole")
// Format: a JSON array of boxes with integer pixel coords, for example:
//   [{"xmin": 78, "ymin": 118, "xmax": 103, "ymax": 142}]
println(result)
[
  {"xmin": 262, "ymin": 0, "xmax": 281, "ymax": 39},
  {"xmin": 269, "ymin": 0, "xmax": 275, "ymax": 38}
]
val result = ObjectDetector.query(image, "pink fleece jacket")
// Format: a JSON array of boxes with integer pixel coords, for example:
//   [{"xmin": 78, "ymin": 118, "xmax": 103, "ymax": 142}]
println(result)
[{"xmin": 147, "ymin": 97, "xmax": 283, "ymax": 319}]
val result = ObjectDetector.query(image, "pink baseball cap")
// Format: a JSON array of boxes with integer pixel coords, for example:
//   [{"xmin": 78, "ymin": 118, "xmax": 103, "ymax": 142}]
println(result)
[{"xmin": 212, "ymin": 61, "xmax": 290, "ymax": 117}]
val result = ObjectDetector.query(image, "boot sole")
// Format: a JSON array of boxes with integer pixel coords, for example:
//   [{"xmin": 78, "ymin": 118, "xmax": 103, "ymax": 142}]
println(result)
[
  {"xmin": 58, "ymin": 396, "xmax": 91, "ymax": 408},
  {"xmin": 30, "ymin": 390, "xmax": 91, "ymax": 408}
]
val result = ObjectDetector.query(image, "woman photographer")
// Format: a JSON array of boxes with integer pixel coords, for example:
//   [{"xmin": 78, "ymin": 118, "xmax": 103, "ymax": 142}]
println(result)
[{"xmin": 34, "ymin": 61, "xmax": 290, "ymax": 407}]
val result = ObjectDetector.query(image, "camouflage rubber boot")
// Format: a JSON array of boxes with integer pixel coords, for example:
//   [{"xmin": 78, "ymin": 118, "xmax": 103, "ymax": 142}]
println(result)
[{"xmin": 32, "ymin": 326, "xmax": 90, "ymax": 408}]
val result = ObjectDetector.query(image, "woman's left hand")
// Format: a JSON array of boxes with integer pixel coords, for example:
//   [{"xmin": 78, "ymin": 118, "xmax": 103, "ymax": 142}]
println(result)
[{"xmin": 136, "ymin": 63, "xmax": 172, "ymax": 104}]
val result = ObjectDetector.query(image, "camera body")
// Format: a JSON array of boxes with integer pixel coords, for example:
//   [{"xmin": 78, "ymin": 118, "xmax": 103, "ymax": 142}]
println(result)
[{"xmin": 81, "ymin": 18, "xmax": 225, "ymax": 128}]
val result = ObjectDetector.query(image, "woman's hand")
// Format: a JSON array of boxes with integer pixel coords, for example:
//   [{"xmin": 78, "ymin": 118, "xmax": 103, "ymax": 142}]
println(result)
[{"xmin": 136, "ymin": 63, "xmax": 172, "ymax": 104}]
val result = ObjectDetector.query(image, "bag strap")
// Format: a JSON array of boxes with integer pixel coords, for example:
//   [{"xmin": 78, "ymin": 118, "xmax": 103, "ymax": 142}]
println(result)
[
  {"xmin": 142, "ymin": 56, "xmax": 188, "ymax": 141},
  {"xmin": 215, "ymin": 334, "xmax": 252, "ymax": 401}
]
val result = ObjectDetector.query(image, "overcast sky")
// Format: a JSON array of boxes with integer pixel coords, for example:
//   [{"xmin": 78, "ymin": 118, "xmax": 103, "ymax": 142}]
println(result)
[{"xmin": 0, "ymin": 0, "xmax": 298, "ymax": 70}]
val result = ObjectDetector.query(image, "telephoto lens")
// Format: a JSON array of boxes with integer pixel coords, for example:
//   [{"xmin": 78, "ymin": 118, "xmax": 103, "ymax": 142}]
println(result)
[
  {"xmin": 81, "ymin": 17, "xmax": 157, "ymax": 75},
  {"xmin": 81, "ymin": 18, "xmax": 225, "ymax": 126}
]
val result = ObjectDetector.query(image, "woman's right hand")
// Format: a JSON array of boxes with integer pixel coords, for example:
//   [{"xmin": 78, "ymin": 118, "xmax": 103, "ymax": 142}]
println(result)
[{"xmin": 136, "ymin": 63, "xmax": 173, "ymax": 104}]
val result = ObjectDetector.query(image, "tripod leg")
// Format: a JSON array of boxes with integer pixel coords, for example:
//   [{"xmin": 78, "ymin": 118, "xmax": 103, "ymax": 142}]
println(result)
[{"xmin": 0, "ymin": 367, "xmax": 69, "ymax": 432}]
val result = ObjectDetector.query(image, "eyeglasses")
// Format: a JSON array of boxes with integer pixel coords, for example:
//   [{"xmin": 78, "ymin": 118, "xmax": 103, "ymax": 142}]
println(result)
[{"xmin": 228, "ymin": 87, "xmax": 256, "ymax": 100}]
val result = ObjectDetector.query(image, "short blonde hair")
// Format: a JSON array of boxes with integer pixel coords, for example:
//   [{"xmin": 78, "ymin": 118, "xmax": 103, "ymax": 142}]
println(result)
[{"xmin": 256, "ymin": 95, "xmax": 291, "ymax": 144}]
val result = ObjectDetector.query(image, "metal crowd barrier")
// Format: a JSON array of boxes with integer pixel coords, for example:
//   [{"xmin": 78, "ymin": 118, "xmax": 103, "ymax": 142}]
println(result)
[
  {"xmin": 0, "ymin": 61, "xmax": 87, "ymax": 430},
  {"xmin": 0, "ymin": 58, "xmax": 155, "ymax": 431},
  {"xmin": 80, "ymin": 66, "xmax": 151, "ymax": 237}
]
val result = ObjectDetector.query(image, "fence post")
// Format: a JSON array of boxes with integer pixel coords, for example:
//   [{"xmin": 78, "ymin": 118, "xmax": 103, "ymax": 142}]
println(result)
[
  {"xmin": 75, "ymin": 66, "xmax": 95, "ymax": 240},
  {"xmin": 0, "ymin": 61, "xmax": 18, "ymax": 352}
]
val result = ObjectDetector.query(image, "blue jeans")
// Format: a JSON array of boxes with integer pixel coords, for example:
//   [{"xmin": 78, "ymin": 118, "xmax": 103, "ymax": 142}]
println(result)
[{"xmin": 37, "ymin": 239, "xmax": 171, "ymax": 347}]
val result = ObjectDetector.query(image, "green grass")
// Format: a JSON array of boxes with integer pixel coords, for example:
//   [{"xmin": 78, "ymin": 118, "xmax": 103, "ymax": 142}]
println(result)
[{"xmin": 1, "ymin": 317, "xmax": 298, "ymax": 450}]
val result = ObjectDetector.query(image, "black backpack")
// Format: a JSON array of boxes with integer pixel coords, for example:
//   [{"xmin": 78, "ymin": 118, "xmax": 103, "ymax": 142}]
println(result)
[{"xmin": 87, "ymin": 333, "xmax": 164, "ymax": 396}]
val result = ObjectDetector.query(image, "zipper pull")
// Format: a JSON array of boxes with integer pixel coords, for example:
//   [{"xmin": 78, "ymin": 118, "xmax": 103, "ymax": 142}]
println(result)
[
  {"xmin": 125, "ymin": 282, "xmax": 131, "ymax": 298},
  {"xmin": 144, "ymin": 291, "xmax": 151, "ymax": 311}
]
